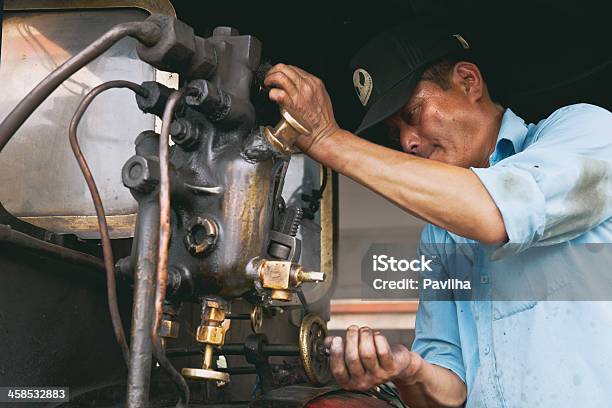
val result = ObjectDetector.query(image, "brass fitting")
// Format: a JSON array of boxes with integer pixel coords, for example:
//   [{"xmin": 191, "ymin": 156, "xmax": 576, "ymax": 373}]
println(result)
[
  {"xmin": 160, "ymin": 319, "xmax": 180, "ymax": 350},
  {"xmin": 248, "ymin": 258, "xmax": 326, "ymax": 301},
  {"xmin": 181, "ymin": 298, "xmax": 230, "ymax": 383},
  {"xmin": 263, "ymin": 109, "xmax": 310, "ymax": 155},
  {"xmin": 160, "ymin": 319, "xmax": 180, "ymax": 339}
]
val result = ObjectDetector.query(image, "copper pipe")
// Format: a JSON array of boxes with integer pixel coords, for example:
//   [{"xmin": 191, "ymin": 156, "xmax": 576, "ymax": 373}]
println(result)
[
  {"xmin": 69, "ymin": 80, "xmax": 148, "ymax": 365},
  {"xmin": 153, "ymin": 89, "xmax": 190, "ymax": 407}
]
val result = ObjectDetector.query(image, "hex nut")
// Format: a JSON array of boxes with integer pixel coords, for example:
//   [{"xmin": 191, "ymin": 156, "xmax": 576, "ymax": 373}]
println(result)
[
  {"xmin": 187, "ymin": 37, "xmax": 217, "ymax": 79},
  {"xmin": 137, "ymin": 14, "xmax": 196, "ymax": 73},
  {"xmin": 121, "ymin": 155, "xmax": 160, "ymax": 193}
]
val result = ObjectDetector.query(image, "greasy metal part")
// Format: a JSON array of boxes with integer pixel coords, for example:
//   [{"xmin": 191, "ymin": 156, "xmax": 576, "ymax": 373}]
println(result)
[
  {"xmin": 69, "ymin": 80, "xmax": 148, "ymax": 365},
  {"xmin": 170, "ymin": 118, "xmax": 202, "ymax": 149},
  {"xmin": 250, "ymin": 304, "xmax": 263, "ymax": 333},
  {"xmin": 299, "ymin": 314, "xmax": 331, "ymax": 386},
  {"xmin": 263, "ymin": 109, "xmax": 311, "ymax": 155},
  {"xmin": 3, "ymin": 0, "xmax": 176, "ymax": 16},
  {"xmin": 184, "ymin": 79, "xmax": 255, "ymax": 129},
  {"xmin": 182, "ymin": 298, "xmax": 230, "ymax": 383},
  {"xmin": 0, "ymin": 224, "xmax": 104, "ymax": 271},
  {"xmin": 0, "ymin": 20, "xmax": 161, "ymax": 152},
  {"xmin": 248, "ymin": 258, "xmax": 326, "ymax": 301}
]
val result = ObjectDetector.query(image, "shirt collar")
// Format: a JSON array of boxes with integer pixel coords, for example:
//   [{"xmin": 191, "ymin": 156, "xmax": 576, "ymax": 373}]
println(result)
[{"xmin": 489, "ymin": 108, "xmax": 529, "ymax": 165}]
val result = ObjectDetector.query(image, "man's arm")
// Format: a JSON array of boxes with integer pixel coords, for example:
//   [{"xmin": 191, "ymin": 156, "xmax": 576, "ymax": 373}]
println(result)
[
  {"xmin": 325, "ymin": 326, "xmax": 466, "ymax": 408},
  {"xmin": 264, "ymin": 63, "xmax": 507, "ymax": 244}
]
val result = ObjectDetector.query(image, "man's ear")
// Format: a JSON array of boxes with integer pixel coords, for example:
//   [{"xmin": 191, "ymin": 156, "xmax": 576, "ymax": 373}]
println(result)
[{"xmin": 452, "ymin": 62, "xmax": 483, "ymax": 102}]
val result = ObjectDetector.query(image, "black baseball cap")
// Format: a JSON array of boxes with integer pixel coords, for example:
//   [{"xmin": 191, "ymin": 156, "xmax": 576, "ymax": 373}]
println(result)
[{"xmin": 350, "ymin": 19, "xmax": 470, "ymax": 146}]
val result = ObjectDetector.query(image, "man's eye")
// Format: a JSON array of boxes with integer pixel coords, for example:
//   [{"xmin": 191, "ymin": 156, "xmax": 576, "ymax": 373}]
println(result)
[{"xmin": 402, "ymin": 105, "xmax": 420, "ymax": 124}]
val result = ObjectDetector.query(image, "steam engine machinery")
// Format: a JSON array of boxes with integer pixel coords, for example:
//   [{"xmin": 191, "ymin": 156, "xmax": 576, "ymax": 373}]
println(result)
[{"xmin": 0, "ymin": 2, "xmax": 404, "ymax": 408}]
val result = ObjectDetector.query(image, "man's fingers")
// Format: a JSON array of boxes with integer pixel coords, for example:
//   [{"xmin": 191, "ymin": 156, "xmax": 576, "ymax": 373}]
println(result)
[
  {"xmin": 373, "ymin": 331, "xmax": 395, "ymax": 371},
  {"xmin": 323, "ymin": 335, "xmax": 335, "ymax": 350},
  {"xmin": 264, "ymin": 71, "xmax": 297, "ymax": 102},
  {"xmin": 345, "ymin": 325, "xmax": 366, "ymax": 378},
  {"xmin": 268, "ymin": 63, "xmax": 308, "ymax": 81},
  {"xmin": 268, "ymin": 88, "xmax": 291, "ymax": 105},
  {"xmin": 358, "ymin": 327, "xmax": 380, "ymax": 372},
  {"xmin": 329, "ymin": 336, "xmax": 350, "ymax": 384},
  {"xmin": 287, "ymin": 65, "xmax": 320, "ymax": 83}
]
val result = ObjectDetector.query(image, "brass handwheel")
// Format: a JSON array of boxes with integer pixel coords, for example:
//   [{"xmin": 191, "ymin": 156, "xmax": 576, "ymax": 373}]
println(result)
[{"xmin": 299, "ymin": 313, "xmax": 332, "ymax": 386}]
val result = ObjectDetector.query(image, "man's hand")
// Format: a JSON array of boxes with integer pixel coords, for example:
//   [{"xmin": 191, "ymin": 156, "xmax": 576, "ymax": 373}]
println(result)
[
  {"xmin": 264, "ymin": 63, "xmax": 340, "ymax": 153},
  {"xmin": 324, "ymin": 325, "xmax": 424, "ymax": 391}
]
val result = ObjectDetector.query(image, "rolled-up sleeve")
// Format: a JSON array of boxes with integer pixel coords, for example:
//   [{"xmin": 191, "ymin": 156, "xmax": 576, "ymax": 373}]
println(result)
[
  {"xmin": 472, "ymin": 105, "xmax": 612, "ymax": 259},
  {"xmin": 412, "ymin": 226, "xmax": 466, "ymax": 383}
]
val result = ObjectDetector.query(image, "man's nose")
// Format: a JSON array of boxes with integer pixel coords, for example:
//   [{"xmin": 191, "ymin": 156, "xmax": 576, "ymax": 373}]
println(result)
[{"xmin": 399, "ymin": 128, "xmax": 421, "ymax": 154}]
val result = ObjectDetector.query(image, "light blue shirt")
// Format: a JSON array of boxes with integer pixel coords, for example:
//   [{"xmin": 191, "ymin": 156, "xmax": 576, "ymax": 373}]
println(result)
[{"xmin": 412, "ymin": 104, "xmax": 612, "ymax": 407}]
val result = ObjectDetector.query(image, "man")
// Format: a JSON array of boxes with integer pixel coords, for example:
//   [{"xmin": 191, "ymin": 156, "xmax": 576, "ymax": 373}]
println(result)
[{"xmin": 264, "ymin": 19, "xmax": 612, "ymax": 408}]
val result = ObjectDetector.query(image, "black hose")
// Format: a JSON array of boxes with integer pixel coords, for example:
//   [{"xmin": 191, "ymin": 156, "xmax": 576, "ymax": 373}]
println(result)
[
  {"xmin": 69, "ymin": 80, "xmax": 148, "ymax": 366},
  {"xmin": 0, "ymin": 20, "xmax": 161, "ymax": 152}
]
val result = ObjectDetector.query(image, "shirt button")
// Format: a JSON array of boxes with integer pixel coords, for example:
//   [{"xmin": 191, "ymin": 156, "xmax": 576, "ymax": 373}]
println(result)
[
  {"xmin": 480, "ymin": 275, "xmax": 489, "ymax": 284},
  {"xmin": 484, "ymin": 346, "xmax": 491, "ymax": 355}
]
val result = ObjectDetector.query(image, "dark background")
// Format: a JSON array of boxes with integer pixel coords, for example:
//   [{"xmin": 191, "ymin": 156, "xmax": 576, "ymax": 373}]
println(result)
[{"xmin": 173, "ymin": 0, "xmax": 611, "ymax": 132}]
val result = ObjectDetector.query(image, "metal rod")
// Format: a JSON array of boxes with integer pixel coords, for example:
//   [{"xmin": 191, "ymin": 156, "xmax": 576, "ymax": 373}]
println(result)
[
  {"xmin": 69, "ymin": 80, "xmax": 147, "ymax": 366},
  {"xmin": 126, "ymin": 201, "xmax": 159, "ymax": 408},
  {"xmin": 0, "ymin": 224, "xmax": 104, "ymax": 271},
  {"xmin": 218, "ymin": 367, "xmax": 257, "ymax": 375},
  {"xmin": 166, "ymin": 344, "xmax": 300, "ymax": 357},
  {"xmin": 225, "ymin": 313, "xmax": 250, "ymax": 320},
  {"xmin": 151, "ymin": 89, "xmax": 190, "ymax": 408},
  {"xmin": 0, "ymin": 20, "xmax": 160, "ymax": 152}
]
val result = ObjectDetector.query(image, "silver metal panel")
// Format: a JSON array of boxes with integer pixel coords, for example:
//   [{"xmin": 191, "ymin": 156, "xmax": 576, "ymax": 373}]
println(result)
[
  {"xmin": 282, "ymin": 155, "xmax": 334, "ymax": 307},
  {"xmin": 0, "ymin": 9, "xmax": 157, "ymax": 237}
]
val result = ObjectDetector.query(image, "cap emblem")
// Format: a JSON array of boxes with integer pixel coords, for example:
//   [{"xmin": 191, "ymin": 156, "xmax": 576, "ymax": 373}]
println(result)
[
  {"xmin": 452, "ymin": 34, "xmax": 470, "ymax": 50},
  {"xmin": 353, "ymin": 68, "xmax": 373, "ymax": 106}
]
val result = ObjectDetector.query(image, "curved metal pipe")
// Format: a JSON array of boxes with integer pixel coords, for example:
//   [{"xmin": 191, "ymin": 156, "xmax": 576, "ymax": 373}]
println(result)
[
  {"xmin": 153, "ymin": 89, "xmax": 190, "ymax": 408},
  {"xmin": 69, "ymin": 80, "xmax": 148, "ymax": 366}
]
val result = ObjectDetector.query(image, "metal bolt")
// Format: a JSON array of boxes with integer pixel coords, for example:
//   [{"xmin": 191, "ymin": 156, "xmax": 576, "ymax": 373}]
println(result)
[
  {"xmin": 170, "ymin": 118, "xmax": 201, "ymax": 149},
  {"xmin": 121, "ymin": 155, "xmax": 160, "ymax": 193}
]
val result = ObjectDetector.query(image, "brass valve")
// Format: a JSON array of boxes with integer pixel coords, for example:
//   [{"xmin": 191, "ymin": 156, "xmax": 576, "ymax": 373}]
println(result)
[
  {"xmin": 263, "ymin": 109, "xmax": 310, "ymax": 155},
  {"xmin": 248, "ymin": 258, "xmax": 326, "ymax": 301},
  {"xmin": 159, "ymin": 319, "xmax": 180, "ymax": 350},
  {"xmin": 181, "ymin": 298, "xmax": 230, "ymax": 383}
]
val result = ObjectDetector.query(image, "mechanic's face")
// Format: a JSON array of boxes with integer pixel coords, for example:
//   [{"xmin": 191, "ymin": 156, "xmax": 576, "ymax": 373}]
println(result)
[{"xmin": 384, "ymin": 77, "xmax": 491, "ymax": 168}]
